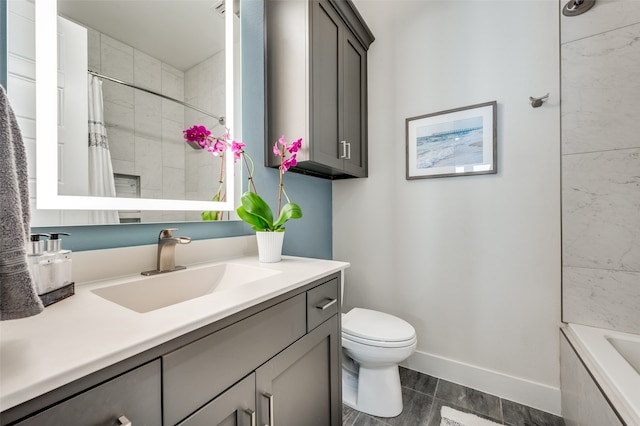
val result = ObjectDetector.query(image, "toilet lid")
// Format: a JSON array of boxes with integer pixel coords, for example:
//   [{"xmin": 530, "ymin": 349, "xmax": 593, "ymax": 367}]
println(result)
[{"xmin": 342, "ymin": 308, "xmax": 415, "ymax": 343}]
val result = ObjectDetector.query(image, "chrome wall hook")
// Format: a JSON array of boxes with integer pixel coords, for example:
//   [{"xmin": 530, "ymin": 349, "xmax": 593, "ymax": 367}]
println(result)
[
  {"xmin": 529, "ymin": 93, "xmax": 549, "ymax": 108},
  {"xmin": 563, "ymin": 0, "xmax": 596, "ymax": 17}
]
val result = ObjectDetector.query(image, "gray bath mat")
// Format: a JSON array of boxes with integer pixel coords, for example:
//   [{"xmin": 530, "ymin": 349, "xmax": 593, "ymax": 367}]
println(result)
[{"xmin": 440, "ymin": 406, "xmax": 502, "ymax": 426}]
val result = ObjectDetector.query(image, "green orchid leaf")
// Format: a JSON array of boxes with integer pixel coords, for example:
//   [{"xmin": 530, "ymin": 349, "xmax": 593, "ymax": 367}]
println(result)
[
  {"xmin": 201, "ymin": 193, "xmax": 222, "ymax": 221},
  {"xmin": 236, "ymin": 206, "xmax": 271, "ymax": 230},
  {"xmin": 273, "ymin": 202, "xmax": 303, "ymax": 229},
  {"xmin": 239, "ymin": 191, "xmax": 274, "ymax": 229},
  {"xmin": 201, "ymin": 210, "xmax": 217, "ymax": 221}
]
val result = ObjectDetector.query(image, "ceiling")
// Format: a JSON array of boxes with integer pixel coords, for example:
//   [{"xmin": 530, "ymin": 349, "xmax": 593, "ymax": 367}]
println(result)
[{"xmin": 57, "ymin": 0, "xmax": 226, "ymax": 71}]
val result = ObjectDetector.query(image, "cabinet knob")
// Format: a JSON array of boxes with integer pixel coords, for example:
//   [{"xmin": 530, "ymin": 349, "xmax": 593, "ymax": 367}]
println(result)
[{"xmin": 118, "ymin": 415, "xmax": 132, "ymax": 426}]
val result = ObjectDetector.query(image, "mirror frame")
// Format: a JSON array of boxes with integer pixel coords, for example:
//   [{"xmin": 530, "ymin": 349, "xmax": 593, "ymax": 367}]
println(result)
[{"xmin": 34, "ymin": 0, "xmax": 236, "ymax": 212}]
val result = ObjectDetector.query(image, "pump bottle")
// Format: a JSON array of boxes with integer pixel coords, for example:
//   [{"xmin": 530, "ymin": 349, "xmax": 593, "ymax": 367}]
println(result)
[
  {"xmin": 26, "ymin": 233, "xmax": 53, "ymax": 294},
  {"xmin": 45, "ymin": 232, "xmax": 72, "ymax": 291}
]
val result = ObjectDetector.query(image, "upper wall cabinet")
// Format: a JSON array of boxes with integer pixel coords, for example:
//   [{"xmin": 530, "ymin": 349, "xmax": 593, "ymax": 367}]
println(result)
[{"xmin": 266, "ymin": 0, "xmax": 374, "ymax": 179}]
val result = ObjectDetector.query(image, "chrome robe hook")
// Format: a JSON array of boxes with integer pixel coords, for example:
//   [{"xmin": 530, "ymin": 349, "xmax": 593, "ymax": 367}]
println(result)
[
  {"xmin": 529, "ymin": 93, "xmax": 549, "ymax": 108},
  {"xmin": 563, "ymin": 0, "xmax": 596, "ymax": 16}
]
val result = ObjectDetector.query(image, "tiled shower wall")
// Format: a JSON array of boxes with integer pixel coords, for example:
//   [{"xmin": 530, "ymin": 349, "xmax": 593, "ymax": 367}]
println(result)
[
  {"xmin": 561, "ymin": 1, "xmax": 640, "ymax": 333},
  {"xmin": 88, "ymin": 29, "xmax": 186, "ymax": 222},
  {"xmin": 184, "ymin": 51, "xmax": 227, "ymax": 222},
  {"xmin": 87, "ymin": 28, "xmax": 225, "ymax": 223}
]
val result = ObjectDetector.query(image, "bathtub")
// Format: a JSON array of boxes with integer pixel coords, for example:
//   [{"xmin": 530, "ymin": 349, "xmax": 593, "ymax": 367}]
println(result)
[{"xmin": 563, "ymin": 323, "xmax": 640, "ymax": 425}]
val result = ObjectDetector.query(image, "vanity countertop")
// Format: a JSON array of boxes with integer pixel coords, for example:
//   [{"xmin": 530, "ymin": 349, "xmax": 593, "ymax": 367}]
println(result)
[{"xmin": 0, "ymin": 255, "xmax": 349, "ymax": 412}]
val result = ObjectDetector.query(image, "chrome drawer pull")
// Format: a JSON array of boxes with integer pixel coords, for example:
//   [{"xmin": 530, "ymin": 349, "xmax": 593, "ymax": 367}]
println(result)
[
  {"xmin": 340, "ymin": 141, "xmax": 347, "ymax": 159},
  {"xmin": 245, "ymin": 408, "xmax": 256, "ymax": 426},
  {"xmin": 345, "ymin": 142, "xmax": 351, "ymax": 160},
  {"xmin": 316, "ymin": 298, "xmax": 337, "ymax": 310},
  {"xmin": 118, "ymin": 415, "xmax": 132, "ymax": 426},
  {"xmin": 263, "ymin": 392, "xmax": 274, "ymax": 426}
]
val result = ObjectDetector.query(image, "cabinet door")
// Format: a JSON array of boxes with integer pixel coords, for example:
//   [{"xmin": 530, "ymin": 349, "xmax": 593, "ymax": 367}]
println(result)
[
  {"xmin": 163, "ymin": 293, "xmax": 306, "ymax": 425},
  {"xmin": 342, "ymin": 31, "xmax": 367, "ymax": 177},
  {"xmin": 178, "ymin": 373, "xmax": 256, "ymax": 426},
  {"xmin": 311, "ymin": 0, "xmax": 343, "ymax": 171},
  {"xmin": 256, "ymin": 316, "xmax": 341, "ymax": 426},
  {"xmin": 15, "ymin": 360, "xmax": 161, "ymax": 426}
]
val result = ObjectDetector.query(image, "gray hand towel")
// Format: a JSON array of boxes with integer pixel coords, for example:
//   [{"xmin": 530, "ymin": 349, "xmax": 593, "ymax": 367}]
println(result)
[{"xmin": 0, "ymin": 85, "xmax": 44, "ymax": 320}]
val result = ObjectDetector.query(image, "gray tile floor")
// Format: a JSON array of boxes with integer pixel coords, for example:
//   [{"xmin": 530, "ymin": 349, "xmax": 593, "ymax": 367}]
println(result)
[{"xmin": 342, "ymin": 367, "xmax": 565, "ymax": 426}]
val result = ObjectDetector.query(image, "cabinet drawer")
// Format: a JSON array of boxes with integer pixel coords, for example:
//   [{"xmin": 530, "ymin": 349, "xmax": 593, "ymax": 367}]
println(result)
[
  {"xmin": 163, "ymin": 293, "xmax": 306, "ymax": 426},
  {"xmin": 15, "ymin": 360, "xmax": 161, "ymax": 426},
  {"xmin": 307, "ymin": 277, "xmax": 339, "ymax": 331}
]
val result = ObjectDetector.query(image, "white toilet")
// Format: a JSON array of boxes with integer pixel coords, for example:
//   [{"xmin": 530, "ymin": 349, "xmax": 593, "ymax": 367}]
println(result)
[{"xmin": 341, "ymin": 307, "xmax": 417, "ymax": 418}]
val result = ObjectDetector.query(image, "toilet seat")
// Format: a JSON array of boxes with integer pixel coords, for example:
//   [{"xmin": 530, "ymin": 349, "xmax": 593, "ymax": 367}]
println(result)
[
  {"xmin": 343, "ymin": 332, "xmax": 417, "ymax": 348},
  {"xmin": 342, "ymin": 308, "xmax": 416, "ymax": 348}
]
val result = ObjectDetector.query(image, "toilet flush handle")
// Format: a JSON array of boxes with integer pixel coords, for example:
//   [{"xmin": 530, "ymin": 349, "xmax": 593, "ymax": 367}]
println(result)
[{"xmin": 316, "ymin": 298, "xmax": 337, "ymax": 310}]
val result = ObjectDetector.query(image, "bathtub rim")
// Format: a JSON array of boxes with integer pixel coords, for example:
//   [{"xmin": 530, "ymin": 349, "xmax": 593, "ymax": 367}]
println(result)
[{"xmin": 562, "ymin": 323, "xmax": 640, "ymax": 426}]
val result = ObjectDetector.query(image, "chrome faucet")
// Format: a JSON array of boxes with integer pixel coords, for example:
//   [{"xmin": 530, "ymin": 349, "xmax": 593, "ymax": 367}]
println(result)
[{"xmin": 141, "ymin": 229, "xmax": 192, "ymax": 276}]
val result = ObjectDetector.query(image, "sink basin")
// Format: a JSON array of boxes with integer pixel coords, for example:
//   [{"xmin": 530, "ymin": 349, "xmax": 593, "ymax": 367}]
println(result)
[{"xmin": 92, "ymin": 263, "xmax": 281, "ymax": 313}]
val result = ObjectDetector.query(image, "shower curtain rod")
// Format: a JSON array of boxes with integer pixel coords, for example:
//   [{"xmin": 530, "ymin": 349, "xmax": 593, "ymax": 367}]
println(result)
[{"xmin": 88, "ymin": 70, "xmax": 225, "ymax": 126}]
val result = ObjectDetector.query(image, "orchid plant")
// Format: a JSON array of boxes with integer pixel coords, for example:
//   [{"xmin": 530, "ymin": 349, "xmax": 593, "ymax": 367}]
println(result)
[
  {"xmin": 183, "ymin": 125, "xmax": 255, "ymax": 221},
  {"xmin": 183, "ymin": 126, "xmax": 302, "ymax": 230},
  {"xmin": 236, "ymin": 135, "xmax": 303, "ymax": 232}
]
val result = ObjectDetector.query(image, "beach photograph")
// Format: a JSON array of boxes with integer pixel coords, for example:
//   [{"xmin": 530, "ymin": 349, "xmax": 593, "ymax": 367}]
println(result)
[
  {"xmin": 415, "ymin": 116, "xmax": 484, "ymax": 169},
  {"xmin": 406, "ymin": 101, "xmax": 496, "ymax": 180}
]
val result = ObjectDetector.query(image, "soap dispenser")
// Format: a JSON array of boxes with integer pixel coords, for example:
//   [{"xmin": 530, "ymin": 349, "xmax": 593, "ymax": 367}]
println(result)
[
  {"xmin": 27, "ymin": 233, "xmax": 52, "ymax": 295},
  {"xmin": 46, "ymin": 232, "xmax": 72, "ymax": 290}
]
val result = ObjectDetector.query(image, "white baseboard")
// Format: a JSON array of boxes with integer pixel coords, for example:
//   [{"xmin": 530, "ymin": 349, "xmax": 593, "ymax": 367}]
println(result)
[{"xmin": 403, "ymin": 350, "xmax": 562, "ymax": 416}]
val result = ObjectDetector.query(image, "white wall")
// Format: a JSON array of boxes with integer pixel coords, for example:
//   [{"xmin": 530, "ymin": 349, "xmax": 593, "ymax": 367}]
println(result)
[{"xmin": 335, "ymin": 0, "xmax": 561, "ymax": 414}]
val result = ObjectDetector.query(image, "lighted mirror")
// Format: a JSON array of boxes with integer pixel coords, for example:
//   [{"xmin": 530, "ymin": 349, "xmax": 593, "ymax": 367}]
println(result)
[{"xmin": 32, "ymin": 0, "xmax": 240, "ymax": 225}]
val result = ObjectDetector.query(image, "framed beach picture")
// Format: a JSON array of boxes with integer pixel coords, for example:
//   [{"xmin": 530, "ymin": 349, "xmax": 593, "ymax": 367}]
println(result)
[{"xmin": 406, "ymin": 101, "xmax": 497, "ymax": 180}]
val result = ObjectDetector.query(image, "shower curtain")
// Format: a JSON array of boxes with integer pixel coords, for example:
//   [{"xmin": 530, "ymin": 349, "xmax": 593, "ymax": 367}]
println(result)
[{"xmin": 88, "ymin": 75, "xmax": 119, "ymax": 224}]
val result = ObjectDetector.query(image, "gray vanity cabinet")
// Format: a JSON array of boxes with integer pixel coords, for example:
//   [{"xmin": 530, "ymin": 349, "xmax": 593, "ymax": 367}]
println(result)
[
  {"xmin": 168, "ymin": 278, "xmax": 341, "ymax": 426},
  {"xmin": 256, "ymin": 316, "xmax": 341, "ymax": 426},
  {"xmin": 2, "ymin": 273, "xmax": 342, "ymax": 426},
  {"xmin": 13, "ymin": 360, "xmax": 161, "ymax": 426},
  {"xmin": 162, "ymin": 293, "xmax": 307, "ymax": 425},
  {"xmin": 266, "ymin": 0, "xmax": 374, "ymax": 179}
]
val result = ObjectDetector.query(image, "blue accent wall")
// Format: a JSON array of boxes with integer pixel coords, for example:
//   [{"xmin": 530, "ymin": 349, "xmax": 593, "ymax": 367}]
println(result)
[{"xmin": 32, "ymin": 0, "xmax": 333, "ymax": 259}]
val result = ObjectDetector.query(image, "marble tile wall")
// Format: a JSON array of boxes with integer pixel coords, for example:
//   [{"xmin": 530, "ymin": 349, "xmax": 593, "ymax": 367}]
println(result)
[{"xmin": 561, "ymin": 2, "xmax": 640, "ymax": 333}]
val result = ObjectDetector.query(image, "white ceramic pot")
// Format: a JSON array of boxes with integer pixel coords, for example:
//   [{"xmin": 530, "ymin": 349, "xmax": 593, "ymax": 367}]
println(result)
[{"xmin": 256, "ymin": 231, "xmax": 285, "ymax": 263}]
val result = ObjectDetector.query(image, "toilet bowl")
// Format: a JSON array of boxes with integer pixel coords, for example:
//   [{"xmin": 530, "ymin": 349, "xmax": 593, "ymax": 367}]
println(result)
[{"xmin": 341, "ymin": 307, "xmax": 417, "ymax": 418}]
